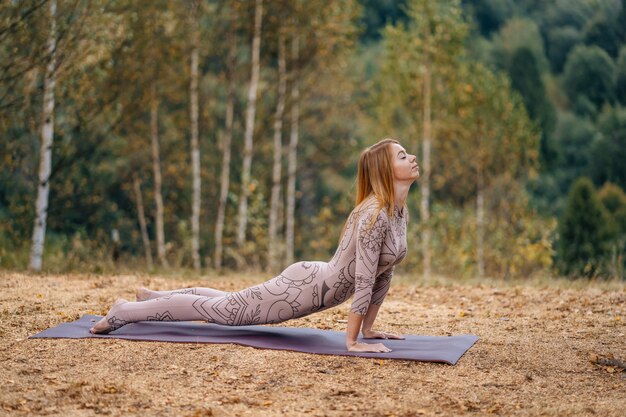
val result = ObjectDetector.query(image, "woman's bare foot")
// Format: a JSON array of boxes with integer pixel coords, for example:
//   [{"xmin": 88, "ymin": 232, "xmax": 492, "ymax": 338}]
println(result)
[
  {"xmin": 90, "ymin": 299, "xmax": 130, "ymax": 334},
  {"xmin": 136, "ymin": 287, "xmax": 159, "ymax": 301}
]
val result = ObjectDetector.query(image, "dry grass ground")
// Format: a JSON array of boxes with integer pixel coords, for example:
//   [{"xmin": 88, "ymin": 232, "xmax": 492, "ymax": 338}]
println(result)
[{"xmin": 0, "ymin": 271, "xmax": 625, "ymax": 417}]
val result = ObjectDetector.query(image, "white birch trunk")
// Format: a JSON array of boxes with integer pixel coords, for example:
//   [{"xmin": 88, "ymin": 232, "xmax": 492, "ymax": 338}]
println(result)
[
  {"xmin": 29, "ymin": 0, "xmax": 57, "ymax": 271},
  {"xmin": 420, "ymin": 56, "xmax": 432, "ymax": 279},
  {"xmin": 236, "ymin": 0, "xmax": 263, "ymax": 249},
  {"xmin": 476, "ymin": 166, "xmax": 485, "ymax": 278},
  {"xmin": 133, "ymin": 174, "xmax": 153, "ymax": 269},
  {"xmin": 214, "ymin": 29, "xmax": 237, "ymax": 272},
  {"xmin": 189, "ymin": 4, "xmax": 201, "ymax": 270},
  {"xmin": 150, "ymin": 86, "xmax": 168, "ymax": 267},
  {"xmin": 286, "ymin": 34, "xmax": 300, "ymax": 266},
  {"xmin": 268, "ymin": 32, "xmax": 287, "ymax": 272}
]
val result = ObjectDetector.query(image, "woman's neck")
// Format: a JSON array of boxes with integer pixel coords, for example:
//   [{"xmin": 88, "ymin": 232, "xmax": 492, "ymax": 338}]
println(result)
[{"xmin": 394, "ymin": 182, "xmax": 411, "ymax": 207}]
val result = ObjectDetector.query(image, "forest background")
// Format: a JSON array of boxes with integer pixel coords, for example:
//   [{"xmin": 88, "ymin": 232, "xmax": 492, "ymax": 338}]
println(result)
[{"xmin": 1, "ymin": 0, "xmax": 625, "ymax": 280}]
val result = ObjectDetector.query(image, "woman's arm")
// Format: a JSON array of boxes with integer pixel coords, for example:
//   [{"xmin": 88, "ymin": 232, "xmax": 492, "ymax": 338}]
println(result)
[
  {"xmin": 345, "ymin": 206, "xmax": 396, "ymax": 352},
  {"xmin": 360, "ymin": 268, "xmax": 404, "ymax": 339},
  {"xmin": 360, "ymin": 304, "xmax": 404, "ymax": 340}
]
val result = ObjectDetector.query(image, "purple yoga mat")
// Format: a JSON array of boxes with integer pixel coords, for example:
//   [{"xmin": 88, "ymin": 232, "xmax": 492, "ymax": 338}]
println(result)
[{"xmin": 30, "ymin": 315, "xmax": 478, "ymax": 365}]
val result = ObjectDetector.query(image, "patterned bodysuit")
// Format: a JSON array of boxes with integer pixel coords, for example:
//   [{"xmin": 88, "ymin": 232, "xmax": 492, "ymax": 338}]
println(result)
[{"xmin": 103, "ymin": 197, "xmax": 407, "ymax": 330}]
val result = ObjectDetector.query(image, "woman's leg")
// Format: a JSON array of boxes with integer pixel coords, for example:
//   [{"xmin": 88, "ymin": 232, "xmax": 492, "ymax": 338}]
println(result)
[
  {"xmin": 91, "ymin": 293, "xmax": 216, "ymax": 334},
  {"xmin": 136, "ymin": 287, "xmax": 228, "ymax": 301}
]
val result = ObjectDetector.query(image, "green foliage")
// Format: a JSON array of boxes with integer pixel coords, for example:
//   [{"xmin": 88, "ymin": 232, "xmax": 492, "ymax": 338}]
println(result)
[
  {"xmin": 508, "ymin": 47, "xmax": 556, "ymax": 168},
  {"xmin": 540, "ymin": 0, "xmax": 596, "ymax": 31},
  {"xmin": 616, "ymin": 47, "xmax": 626, "ymax": 106},
  {"xmin": 2, "ymin": 0, "xmax": 626, "ymax": 279},
  {"xmin": 374, "ymin": 2, "xmax": 542, "ymax": 278},
  {"xmin": 583, "ymin": 9, "xmax": 623, "ymax": 58},
  {"xmin": 598, "ymin": 182, "xmax": 626, "ymax": 279},
  {"xmin": 490, "ymin": 17, "xmax": 548, "ymax": 71},
  {"xmin": 357, "ymin": 0, "xmax": 407, "ymax": 42},
  {"xmin": 598, "ymin": 183, "xmax": 626, "ymax": 235},
  {"xmin": 562, "ymin": 45, "xmax": 616, "ymax": 112},
  {"xmin": 440, "ymin": 61, "xmax": 539, "ymax": 195},
  {"xmin": 557, "ymin": 177, "xmax": 613, "ymax": 277},
  {"xmin": 461, "ymin": 0, "xmax": 516, "ymax": 37},
  {"xmin": 547, "ymin": 26, "xmax": 582, "ymax": 73},
  {"xmin": 552, "ymin": 112, "xmax": 597, "ymax": 195},
  {"xmin": 405, "ymin": 191, "xmax": 555, "ymax": 279},
  {"xmin": 597, "ymin": 182, "xmax": 626, "ymax": 279},
  {"xmin": 589, "ymin": 106, "xmax": 626, "ymax": 191}
]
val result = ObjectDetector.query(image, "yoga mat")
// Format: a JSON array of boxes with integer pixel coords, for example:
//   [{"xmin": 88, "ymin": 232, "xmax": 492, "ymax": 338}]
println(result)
[{"xmin": 30, "ymin": 315, "xmax": 478, "ymax": 365}]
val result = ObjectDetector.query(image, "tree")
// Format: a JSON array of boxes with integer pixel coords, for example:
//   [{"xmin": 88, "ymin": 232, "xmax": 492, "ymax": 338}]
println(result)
[
  {"xmin": 279, "ymin": 0, "xmax": 360, "ymax": 266},
  {"xmin": 236, "ymin": 0, "xmax": 263, "ymax": 251},
  {"xmin": 443, "ymin": 62, "xmax": 538, "ymax": 277},
  {"xmin": 0, "ymin": 0, "xmax": 49, "ymax": 112},
  {"xmin": 546, "ymin": 26, "xmax": 581, "ymax": 73},
  {"xmin": 616, "ymin": 47, "xmax": 626, "ymax": 106},
  {"xmin": 358, "ymin": 0, "xmax": 408, "ymax": 42},
  {"xmin": 150, "ymin": 83, "xmax": 168, "ymax": 268},
  {"xmin": 562, "ymin": 45, "xmax": 616, "ymax": 112},
  {"xmin": 598, "ymin": 182, "xmax": 626, "ymax": 278},
  {"xmin": 552, "ymin": 112, "xmax": 597, "ymax": 198},
  {"xmin": 29, "ymin": 0, "xmax": 58, "ymax": 271},
  {"xmin": 268, "ymin": 29, "xmax": 287, "ymax": 272},
  {"xmin": 540, "ymin": 0, "xmax": 595, "ymax": 32},
  {"xmin": 132, "ymin": 174, "xmax": 153, "ymax": 268},
  {"xmin": 214, "ymin": 6, "xmax": 239, "ymax": 272},
  {"xmin": 508, "ymin": 47, "xmax": 555, "ymax": 168},
  {"xmin": 188, "ymin": 0, "xmax": 201, "ymax": 271},
  {"xmin": 589, "ymin": 106, "xmax": 626, "ymax": 191},
  {"xmin": 463, "ymin": 0, "xmax": 515, "ymax": 37},
  {"xmin": 380, "ymin": 0, "xmax": 468, "ymax": 278},
  {"xmin": 583, "ymin": 10, "xmax": 622, "ymax": 58},
  {"xmin": 285, "ymin": 30, "xmax": 299, "ymax": 267},
  {"xmin": 618, "ymin": 0, "xmax": 626, "ymax": 42},
  {"xmin": 490, "ymin": 17, "xmax": 548, "ymax": 72},
  {"xmin": 558, "ymin": 177, "xmax": 612, "ymax": 277}
]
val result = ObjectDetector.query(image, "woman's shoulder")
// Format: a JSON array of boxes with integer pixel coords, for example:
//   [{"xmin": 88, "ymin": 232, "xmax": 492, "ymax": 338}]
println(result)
[{"xmin": 354, "ymin": 196, "xmax": 391, "ymax": 223}]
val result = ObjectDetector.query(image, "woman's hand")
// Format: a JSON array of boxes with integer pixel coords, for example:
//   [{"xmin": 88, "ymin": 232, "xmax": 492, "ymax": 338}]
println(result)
[
  {"xmin": 361, "ymin": 329, "xmax": 405, "ymax": 340},
  {"xmin": 347, "ymin": 341, "xmax": 392, "ymax": 353}
]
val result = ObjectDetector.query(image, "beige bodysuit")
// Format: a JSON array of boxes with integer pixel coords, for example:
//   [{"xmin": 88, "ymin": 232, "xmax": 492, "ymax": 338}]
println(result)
[{"xmin": 100, "ymin": 197, "xmax": 408, "ymax": 331}]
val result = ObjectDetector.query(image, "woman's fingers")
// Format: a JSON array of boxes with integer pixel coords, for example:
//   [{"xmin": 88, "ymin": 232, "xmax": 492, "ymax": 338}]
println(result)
[
  {"xmin": 362, "ymin": 343, "xmax": 391, "ymax": 353},
  {"xmin": 348, "ymin": 342, "xmax": 392, "ymax": 353},
  {"xmin": 383, "ymin": 332, "xmax": 405, "ymax": 340},
  {"xmin": 363, "ymin": 330, "xmax": 406, "ymax": 340},
  {"xmin": 373, "ymin": 343, "xmax": 392, "ymax": 353}
]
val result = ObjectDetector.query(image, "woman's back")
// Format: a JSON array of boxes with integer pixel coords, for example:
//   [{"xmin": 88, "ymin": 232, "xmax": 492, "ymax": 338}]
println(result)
[{"xmin": 219, "ymin": 197, "xmax": 408, "ymax": 325}]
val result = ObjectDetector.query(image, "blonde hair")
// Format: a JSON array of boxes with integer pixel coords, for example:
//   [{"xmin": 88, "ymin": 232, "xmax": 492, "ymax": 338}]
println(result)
[
  {"xmin": 336, "ymin": 138, "xmax": 401, "ymax": 243},
  {"xmin": 355, "ymin": 138, "xmax": 399, "ymax": 218}
]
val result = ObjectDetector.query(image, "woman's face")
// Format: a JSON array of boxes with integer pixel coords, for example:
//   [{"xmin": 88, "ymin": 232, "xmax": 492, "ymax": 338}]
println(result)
[{"xmin": 389, "ymin": 143, "xmax": 419, "ymax": 183}]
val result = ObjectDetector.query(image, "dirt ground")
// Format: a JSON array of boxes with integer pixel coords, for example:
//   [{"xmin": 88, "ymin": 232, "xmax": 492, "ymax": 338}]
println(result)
[{"xmin": 0, "ymin": 272, "xmax": 624, "ymax": 417}]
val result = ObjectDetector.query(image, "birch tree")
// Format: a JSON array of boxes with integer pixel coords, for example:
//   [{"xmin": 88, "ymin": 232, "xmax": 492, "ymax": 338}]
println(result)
[
  {"xmin": 150, "ymin": 83, "xmax": 168, "ymax": 267},
  {"xmin": 188, "ymin": 0, "xmax": 201, "ymax": 270},
  {"xmin": 236, "ymin": 0, "xmax": 263, "ymax": 249},
  {"xmin": 414, "ymin": 0, "xmax": 466, "ymax": 279},
  {"xmin": 285, "ymin": 32, "xmax": 299, "ymax": 266},
  {"xmin": 29, "ymin": 0, "xmax": 57, "ymax": 271},
  {"xmin": 268, "ymin": 30, "xmax": 287, "ymax": 272},
  {"xmin": 133, "ymin": 173, "xmax": 153, "ymax": 269},
  {"xmin": 214, "ymin": 10, "xmax": 238, "ymax": 272},
  {"xmin": 445, "ymin": 62, "xmax": 538, "ymax": 277},
  {"xmin": 381, "ymin": 0, "xmax": 467, "ymax": 278}
]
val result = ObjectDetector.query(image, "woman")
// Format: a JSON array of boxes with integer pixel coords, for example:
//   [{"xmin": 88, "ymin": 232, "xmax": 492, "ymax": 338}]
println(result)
[{"xmin": 91, "ymin": 138, "xmax": 419, "ymax": 353}]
